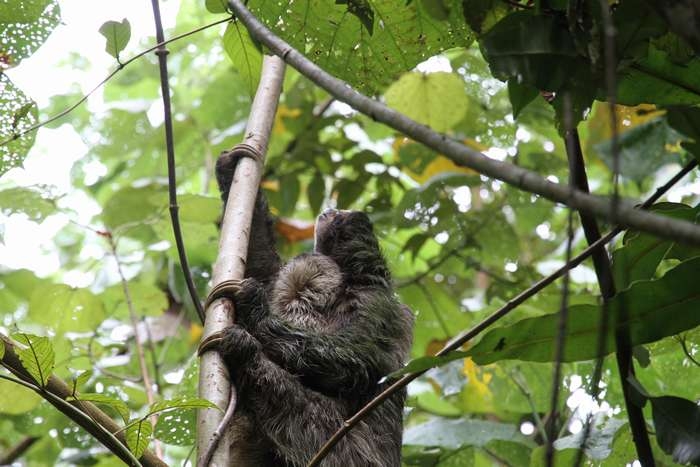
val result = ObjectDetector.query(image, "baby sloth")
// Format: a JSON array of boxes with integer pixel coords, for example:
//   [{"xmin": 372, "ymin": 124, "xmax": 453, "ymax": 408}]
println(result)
[{"xmin": 205, "ymin": 152, "xmax": 414, "ymax": 467}]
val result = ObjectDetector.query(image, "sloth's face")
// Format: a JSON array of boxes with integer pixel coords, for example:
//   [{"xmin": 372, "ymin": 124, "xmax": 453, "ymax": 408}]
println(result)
[{"xmin": 313, "ymin": 209, "xmax": 372, "ymax": 255}]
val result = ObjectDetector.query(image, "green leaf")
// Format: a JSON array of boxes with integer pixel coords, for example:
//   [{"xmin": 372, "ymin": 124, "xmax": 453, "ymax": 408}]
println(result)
[
  {"xmin": 29, "ymin": 284, "xmax": 106, "ymax": 333},
  {"xmin": 177, "ymin": 194, "xmax": 221, "ymax": 224},
  {"xmin": 102, "ymin": 184, "xmax": 165, "ymax": 231},
  {"xmin": 403, "ymin": 417, "xmax": 529, "ymax": 449},
  {"xmin": 0, "ymin": 378, "xmax": 41, "ymax": 414},
  {"xmin": 223, "ymin": 20, "xmax": 262, "ymax": 97},
  {"xmin": 0, "ymin": 186, "xmax": 56, "ymax": 222},
  {"xmin": 616, "ymin": 46, "xmax": 700, "ymax": 106},
  {"xmin": 204, "ymin": 0, "xmax": 228, "ymax": 14},
  {"xmin": 466, "ymin": 256, "xmax": 700, "ymax": 364},
  {"xmin": 279, "ymin": 174, "xmax": 300, "ymax": 216},
  {"xmin": 595, "ymin": 118, "xmax": 683, "ymax": 183},
  {"xmin": 0, "ymin": 0, "xmax": 51, "ymax": 23},
  {"xmin": 98, "ymin": 19, "xmax": 131, "ymax": 60},
  {"xmin": 0, "ymin": 0, "xmax": 60, "ymax": 68},
  {"xmin": 125, "ymin": 419, "xmax": 152, "ymax": 458},
  {"xmin": 385, "ymin": 72, "xmax": 468, "ymax": 133},
  {"xmin": 149, "ymin": 397, "xmax": 217, "ymax": 415},
  {"xmin": 0, "ymin": 75, "xmax": 38, "ymax": 176},
  {"xmin": 249, "ymin": 0, "xmax": 473, "ymax": 94},
  {"xmin": 390, "ymin": 351, "xmax": 470, "ymax": 377},
  {"xmin": 336, "ymin": 0, "xmax": 374, "ymax": 34},
  {"xmin": 12, "ymin": 333, "xmax": 55, "ymax": 387},
  {"xmin": 507, "ymin": 79, "xmax": 539, "ymax": 120},
  {"xmin": 481, "ymin": 12, "xmax": 581, "ymax": 92},
  {"xmin": 334, "ymin": 177, "xmax": 367, "ymax": 209},
  {"xmin": 72, "ymin": 393, "xmax": 130, "ymax": 423},
  {"xmin": 612, "ymin": 0, "xmax": 667, "ymax": 60},
  {"xmin": 650, "ymin": 396, "xmax": 700, "ymax": 464},
  {"xmin": 307, "ymin": 171, "xmax": 325, "ymax": 216},
  {"xmin": 553, "ymin": 415, "xmax": 626, "ymax": 460}
]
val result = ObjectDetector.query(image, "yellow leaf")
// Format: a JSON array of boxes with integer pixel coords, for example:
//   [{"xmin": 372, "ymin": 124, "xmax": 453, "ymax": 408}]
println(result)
[
  {"xmin": 394, "ymin": 137, "xmax": 484, "ymax": 183},
  {"xmin": 273, "ymin": 105, "xmax": 302, "ymax": 135}
]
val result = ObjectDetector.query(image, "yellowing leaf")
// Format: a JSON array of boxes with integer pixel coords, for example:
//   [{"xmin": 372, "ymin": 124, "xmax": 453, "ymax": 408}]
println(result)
[
  {"xmin": 385, "ymin": 72, "xmax": 469, "ymax": 132},
  {"xmin": 394, "ymin": 137, "xmax": 484, "ymax": 183},
  {"xmin": 273, "ymin": 105, "xmax": 302, "ymax": 135}
]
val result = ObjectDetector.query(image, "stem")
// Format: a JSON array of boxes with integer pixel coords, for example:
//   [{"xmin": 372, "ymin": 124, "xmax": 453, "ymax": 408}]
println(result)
[{"xmin": 107, "ymin": 233, "xmax": 162, "ymax": 459}]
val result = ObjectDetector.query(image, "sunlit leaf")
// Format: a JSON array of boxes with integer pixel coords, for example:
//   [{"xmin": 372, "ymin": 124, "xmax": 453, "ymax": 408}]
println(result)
[
  {"xmin": 125, "ymin": 419, "xmax": 152, "ymax": 458},
  {"xmin": 0, "ymin": 75, "xmax": 38, "ymax": 175},
  {"xmin": 98, "ymin": 19, "xmax": 131, "ymax": 60},
  {"xmin": 71, "ymin": 393, "xmax": 130, "ymax": 423},
  {"xmin": 12, "ymin": 333, "xmax": 55, "ymax": 387},
  {"xmin": 223, "ymin": 20, "xmax": 262, "ymax": 97},
  {"xmin": 0, "ymin": 0, "xmax": 60, "ymax": 68},
  {"xmin": 29, "ymin": 284, "xmax": 106, "ymax": 333}
]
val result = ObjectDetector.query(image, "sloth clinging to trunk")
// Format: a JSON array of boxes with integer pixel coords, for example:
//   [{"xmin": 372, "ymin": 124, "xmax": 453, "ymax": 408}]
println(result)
[{"xmin": 201, "ymin": 151, "xmax": 414, "ymax": 466}]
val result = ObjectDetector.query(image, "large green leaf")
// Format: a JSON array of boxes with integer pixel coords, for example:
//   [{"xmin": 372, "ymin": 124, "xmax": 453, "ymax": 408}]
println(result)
[
  {"xmin": 616, "ymin": 46, "xmax": 700, "ymax": 106},
  {"xmin": 0, "ymin": 378, "xmax": 41, "ymax": 414},
  {"xmin": 466, "ymin": 256, "xmax": 700, "ymax": 364},
  {"xmin": 403, "ymin": 416, "xmax": 530, "ymax": 449},
  {"xmin": 29, "ymin": 284, "xmax": 106, "ymax": 333},
  {"xmin": 249, "ymin": 0, "xmax": 473, "ymax": 94},
  {"xmin": 651, "ymin": 396, "xmax": 700, "ymax": 465},
  {"xmin": 125, "ymin": 418, "xmax": 152, "ymax": 458},
  {"xmin": 223, "ymin": 20, "xmax": 262, "ymax": 97},
  {"xmin": 385, "ymin": 72, "xmax": 469, "ymax": 132},
  {"xmin": 481, "ymin": 11, "xmax": 583, "ymax": 92}
]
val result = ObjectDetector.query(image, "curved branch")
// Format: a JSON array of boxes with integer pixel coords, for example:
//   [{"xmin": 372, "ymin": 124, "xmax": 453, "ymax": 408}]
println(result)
[
  {"xmin": 227, "ymin": 0, "xmax": 700, "ymax": 246},
  {"xmin": 306, "ymin": 160, "xmax": 696, "ymax": 466},
  {"xmin": 0, "ymin": 335, "xmax": 165, "ymax": 467}
]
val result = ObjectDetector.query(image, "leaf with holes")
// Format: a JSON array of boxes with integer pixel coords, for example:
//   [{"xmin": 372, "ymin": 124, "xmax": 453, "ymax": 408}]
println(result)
[
  {"xmin": 98, "ymin": 19, "xmax": 131, "ymax": 60},
  {"xmin": 12, "ymin": 333, "xmax": 55, "ymax": 387}
]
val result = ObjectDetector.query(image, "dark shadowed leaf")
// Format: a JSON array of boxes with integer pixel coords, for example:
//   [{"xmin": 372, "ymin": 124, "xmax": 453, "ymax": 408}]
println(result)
[{"xmin": 650, "ymin": 396, "xmax": 700, "ymax": 464}]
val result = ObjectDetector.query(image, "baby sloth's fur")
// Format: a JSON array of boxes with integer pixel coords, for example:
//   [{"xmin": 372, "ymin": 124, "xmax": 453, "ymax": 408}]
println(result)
[{"xmin": 214, "ymin": 152, "xmax": 414, "ymax": 467}]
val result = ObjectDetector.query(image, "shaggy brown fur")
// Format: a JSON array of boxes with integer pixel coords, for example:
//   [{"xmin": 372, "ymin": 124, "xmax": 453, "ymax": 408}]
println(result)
[{"xmin": 213, "ymin": 152, "xmax": 414, "ymax": 466}]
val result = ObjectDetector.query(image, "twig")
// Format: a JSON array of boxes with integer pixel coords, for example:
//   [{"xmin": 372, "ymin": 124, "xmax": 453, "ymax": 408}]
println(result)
[
  {"xmin": 545, "ymin": 207, "xmax": 574, "ymax": 467},
  {"xmin": 0, "ymin": 436, "xmax": 39, "ymax": 465},
  {"xmin": 508, "ymin": 370, "xmax": 547, "ymax": 441},
  {"xmin": 227, "ymin": 0, "xmax": 700, "ymax": 246},
  {"xmin": 0, "ymin": 18, "xmax": 230, "ymax": 147},
  {"xmin": 106, "ymin": 233, "xmax": 162, "ymax": 459},
  {"xmin": 305, "ymin": 160, "xmax": 697, "ymax": 466},
  {"xmin": 150, "ymin": 0, "xmax": 206, "ymax": 325},
  {"xmin": 1, "ymin": 336, "xmax": 164, "ymax": 466},
  {"xmin": 200, "ymin": 387, "xmax": 237, "ymax": 466}
]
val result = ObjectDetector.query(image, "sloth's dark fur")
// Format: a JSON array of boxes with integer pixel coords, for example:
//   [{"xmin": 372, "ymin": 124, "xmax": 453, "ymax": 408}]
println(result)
[{"xmin": 214, "ymin": 153, "xmax": 414, "ymax": 466}]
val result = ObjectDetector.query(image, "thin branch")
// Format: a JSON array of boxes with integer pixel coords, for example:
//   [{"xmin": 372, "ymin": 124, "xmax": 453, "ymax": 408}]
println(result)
[
  {"xmin": 0, "ymin": 436, "xmax": 39, "ymax": 465},
  {"xmin": 305, "ymin": 160, "xmax": 696, "ymax": 466},
  {"xmin": 150, "ymin": 0, "xmax": 206, "ymax": 324},
  {"xmin": 106, "ymin": 233, "xmax": 162, "ymax": 459},
  {"xmin": 508, "ymin": 370, "xmax": 547, "ymax": 441},
  {"xmin": 227, "ymin": 0, "xmax": 700, "ymax": 246},
  {"xmin": 1, "ymin": 336, "xmax": 164, "ymax": 466},
  {"xmin": 545, "ymin": 207, "xmax": 574, "ymax": 467},
  {"xmin": 0, "ymin": 18, "xmax": 230, "ymax": 147}
]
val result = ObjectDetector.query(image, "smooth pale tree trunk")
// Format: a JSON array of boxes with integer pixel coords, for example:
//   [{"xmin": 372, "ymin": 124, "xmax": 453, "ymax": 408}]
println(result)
[{"xmin": 197, "ymin": 54, "xmax": 285, "ymax": 466}]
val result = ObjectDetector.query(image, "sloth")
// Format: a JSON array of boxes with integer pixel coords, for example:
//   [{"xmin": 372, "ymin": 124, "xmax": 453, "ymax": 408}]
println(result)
[{"xmin": 202, "ymin": 151, "xmax": 414, "ymax": 466}]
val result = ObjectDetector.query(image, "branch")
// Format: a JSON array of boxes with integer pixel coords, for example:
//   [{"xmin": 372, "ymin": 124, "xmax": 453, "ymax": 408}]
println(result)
[
  {"xmin": 0, "ymin": 18, "xmax": 230, "ymax": 147},
  {"xmin": 150, "ymin": 0, "xmax": 206, "ymax": 324},
  {"xmin": 0, "ymin": 335, "xmax": 165, "ymax": 467},
  {"xmin": 107, "ymin": 232, "xmax": 162, "ymax": 459},
  {"xmin": 306, "ymin": 159, "xmax": 696, "ymax": 466},
  {"xmin": 227, "ymin": 0, "xmax": 700, "ymax": 246},
  {"xmin": 565, "ymin": 128, "xmax": 654, "ymax": 466},
  {"xmin": 0, "ymin": 436, "xmax": 38, "ymax": 465},
  {"xmin": 196, "ymin": 55, "xmax": 286, "ymax": 466}
]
